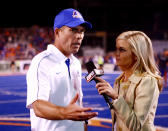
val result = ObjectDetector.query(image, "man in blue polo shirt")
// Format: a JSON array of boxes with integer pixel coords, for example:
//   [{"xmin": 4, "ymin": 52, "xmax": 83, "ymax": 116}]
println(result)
[{"xmin": 26, "ymin": 8, "xmax": 98, "ymax": 131}]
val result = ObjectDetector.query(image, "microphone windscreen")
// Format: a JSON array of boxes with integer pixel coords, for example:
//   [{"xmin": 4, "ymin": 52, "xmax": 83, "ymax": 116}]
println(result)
[{"xmin": 85, "ymin": 61, "xmax": 96, "ymax": 73}]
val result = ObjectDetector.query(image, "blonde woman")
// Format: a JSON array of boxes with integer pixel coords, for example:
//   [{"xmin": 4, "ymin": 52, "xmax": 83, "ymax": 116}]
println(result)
[{"xmin": 95, "ymin": 31, "xmax": 163, "ymax": 131}]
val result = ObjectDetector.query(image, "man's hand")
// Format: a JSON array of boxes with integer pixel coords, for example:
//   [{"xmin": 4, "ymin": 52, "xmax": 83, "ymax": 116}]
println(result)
[
  {"xmin": 63, "ymin": 93, "xmax": 98, "ymax": 121},
  {"xmin": 32, "ymin": 94, "xmax": 98, "ymax": 121}
]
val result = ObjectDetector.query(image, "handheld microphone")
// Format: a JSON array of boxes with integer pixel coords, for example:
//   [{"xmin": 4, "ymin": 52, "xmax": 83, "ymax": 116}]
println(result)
[{"xmin": 85, "ymin": 61, "xmax": 113, "ymax": 109}]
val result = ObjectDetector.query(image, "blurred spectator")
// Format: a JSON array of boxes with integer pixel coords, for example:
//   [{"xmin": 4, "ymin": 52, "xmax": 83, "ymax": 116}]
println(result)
[
  {"xmin": 10, "ymin": 60, "xmax": 16, "ymax": 72},
  {"xmin": 157, "ymin": 48, "xmax": 168, "ymax": 87},
  {"xmin": 105, "ymin": 51, "xmax": 119, "ymax": 71},
  {"xmin": 25, "ymin": 43, "xmax": 36, "ymax": 59},
  {"xmin": 105, "ymin": 52, "xmax": 116, "ymax": 64},
  {"xmin": 97, "ymin": 54, "xmax": 104, "ymax": 69}
]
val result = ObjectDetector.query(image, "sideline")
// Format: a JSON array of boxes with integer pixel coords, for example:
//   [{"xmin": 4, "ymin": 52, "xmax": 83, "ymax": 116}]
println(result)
[{"xmin": 0, "ymin": 117, "xmax": 168, "ymax": 131}]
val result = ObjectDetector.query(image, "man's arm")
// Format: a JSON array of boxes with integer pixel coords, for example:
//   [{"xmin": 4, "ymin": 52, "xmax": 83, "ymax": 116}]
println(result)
[{"xmin": 32, "ymin": 93, "xmax": 98, "ymax": 121}]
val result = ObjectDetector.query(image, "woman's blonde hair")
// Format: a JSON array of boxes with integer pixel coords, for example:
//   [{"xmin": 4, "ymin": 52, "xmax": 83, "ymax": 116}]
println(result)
[{"xmin": 117, "ymin": 31, "xmax": 163, "ymax": 91}]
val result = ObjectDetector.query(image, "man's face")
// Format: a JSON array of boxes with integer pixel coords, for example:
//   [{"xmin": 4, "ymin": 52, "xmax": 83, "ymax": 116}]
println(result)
[{"xmin": 55, "ymin": 25, "xmax": 85, "ymax": 57}]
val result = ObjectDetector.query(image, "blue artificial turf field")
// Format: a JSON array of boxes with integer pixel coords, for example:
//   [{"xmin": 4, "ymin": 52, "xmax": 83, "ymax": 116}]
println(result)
[{"xmin": 0, "ymin": 73, "xmax": 167, "ymax": 130}]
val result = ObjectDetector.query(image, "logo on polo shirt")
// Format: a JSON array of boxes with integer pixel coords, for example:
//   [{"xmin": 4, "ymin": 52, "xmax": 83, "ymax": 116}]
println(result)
[
  {"xmin": 56, "ymin": 72, "xmax": 61, "ymax": 75},
  {"xmin": 72, "ymin": 11, "xmax": 82, "ymax": 19}
]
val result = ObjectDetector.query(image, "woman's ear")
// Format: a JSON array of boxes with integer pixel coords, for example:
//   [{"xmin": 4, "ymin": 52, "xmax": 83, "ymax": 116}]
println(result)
[{"xmin": 133, "ymin": 54, "xmax": 137, "ymax": 62}]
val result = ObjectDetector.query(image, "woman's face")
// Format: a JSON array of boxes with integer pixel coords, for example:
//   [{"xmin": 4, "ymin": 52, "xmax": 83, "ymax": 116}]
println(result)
[{"xmin": 115, "ymin": 39, "xmax": 137, "ymax": 70}]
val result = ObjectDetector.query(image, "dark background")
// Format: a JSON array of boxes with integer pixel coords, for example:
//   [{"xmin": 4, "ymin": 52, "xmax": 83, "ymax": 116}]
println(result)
[
  {"xmin": 1, "ymin": 0, "xmax": 168, "ymax": 32},
  {"xmin": 0, "ymin": 0, "xmax": 168, "ymax": 52}
]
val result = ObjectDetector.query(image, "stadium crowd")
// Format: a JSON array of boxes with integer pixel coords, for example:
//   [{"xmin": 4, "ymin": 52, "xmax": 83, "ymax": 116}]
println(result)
[
  {"xmin": 0, "ymin": 26, "xmax": 54, "ymax": 61},
  {"xmin": 0, "ymin": 26, "xmax": 116, "ymax": 66},
  {"xmin": 0, "ymin": 26, "xmax": 168, "ymax": 86}
]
